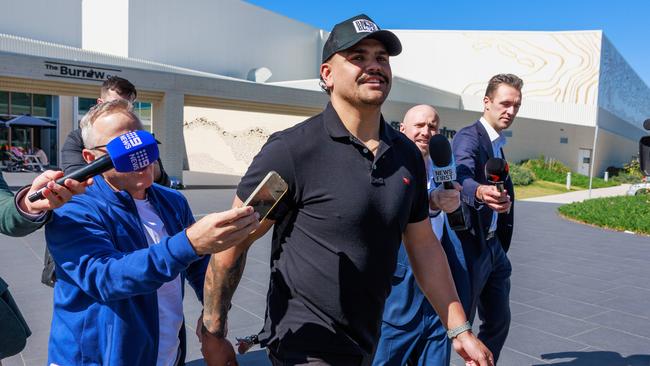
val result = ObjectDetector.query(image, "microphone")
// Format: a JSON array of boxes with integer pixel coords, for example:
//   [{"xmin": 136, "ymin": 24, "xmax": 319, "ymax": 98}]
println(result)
[
  {"xmin": 643, "ymin": 118, "xmax": 650, "ymax": 131},
  {"xmin": 485, "ymin": 158, "xmax": 509, "ymax": 193},
  {"xmin": 428, "ymin": 134, "xmax": 468, "ymax": 231},
  {"xmin": 429, "ymin": 134, "xmax": 456, "ymax": 189},
  {"xmin": 28, "ymin": 130, "xmax": 159, "ymax": 202}
]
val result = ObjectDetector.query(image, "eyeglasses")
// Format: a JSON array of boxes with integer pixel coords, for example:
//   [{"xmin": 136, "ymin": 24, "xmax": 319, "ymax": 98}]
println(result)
[{"xmin": 90, "ymin": 144, "xmax": 107, "ymax": 151}]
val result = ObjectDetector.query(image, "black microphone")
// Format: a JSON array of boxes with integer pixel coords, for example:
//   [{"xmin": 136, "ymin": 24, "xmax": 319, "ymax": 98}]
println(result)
[
  {"xmin": 428, "ymin": 134, "xmax": 469, "ymax": 231},
  {"xmin": 643, "ymin": 118, "xmax": 650, "ymax": 131},
  {"xmin": 28, "ymin": 130, "xmax": 159, "ymax": 202},
  {"xmin": 485, "ymin": 158, "xmax": 509, "ymax": 193}
]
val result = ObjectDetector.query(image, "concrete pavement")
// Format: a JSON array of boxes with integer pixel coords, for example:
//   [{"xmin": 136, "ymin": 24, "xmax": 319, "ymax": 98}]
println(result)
[{"xmin": 1, "ymin": 182, "xmax": 649, "ymax": 365}]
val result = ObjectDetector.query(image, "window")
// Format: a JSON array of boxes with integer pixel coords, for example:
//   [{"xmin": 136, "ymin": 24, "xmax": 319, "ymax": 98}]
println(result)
[
  {"xmin": 134, "ymin": 102, "xmax": 152, "ymax": 131},
  {"xmin": 560, "ymin": 137, "xmax": 568, "ymax": 144},
  {"xmin": 33, "ymin": 94, "xmax": 53, "ymax": 117},
  {"xmin": 503, "ymin": 130, "xmax": 513, "ymax": 137},
  {"xmin": 0, "ymin": 91, "xmax": 8, "ymax": 115},
  {"xmin": 11, "ymin": 92, "xmax": 31, "ymax": 115}
]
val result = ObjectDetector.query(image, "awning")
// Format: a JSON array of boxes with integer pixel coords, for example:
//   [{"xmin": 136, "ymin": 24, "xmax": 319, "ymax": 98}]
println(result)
[{"xmin": 4, "ymin": 115, "xmax": 56, "ymax": 128}]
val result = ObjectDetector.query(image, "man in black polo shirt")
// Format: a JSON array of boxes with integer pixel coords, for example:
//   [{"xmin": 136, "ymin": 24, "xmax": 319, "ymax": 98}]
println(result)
[{"xmin": 200, "ymin": 14, "xmax": 493, "ymax": 366}]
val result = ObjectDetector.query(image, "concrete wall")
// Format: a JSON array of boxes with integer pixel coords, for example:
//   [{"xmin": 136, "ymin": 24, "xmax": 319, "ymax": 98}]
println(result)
[
  {"xmin": 390, "ymin": 30, "xmax": 602, "ymax": 106},
  {"xmin": 1, "ymin": 0, "xmax": 82, "ymax": 47},
  {"xmin": 595, "ymin": 127, "xmax": 639, "ymax": 175},
  {"xmin": 182, "ymin": 106, "xmax": 309, "ymax": 185},
  {"xmin": 82, "ymin": 0, "xmax": 129, "ymax": 56},
  {"xmin": 124, "ymin": 0, "xmax": 321, "ymax": 81},
  {"xmin": 598, "ymin": 36, "xmax": 650, "ymax": 133}
]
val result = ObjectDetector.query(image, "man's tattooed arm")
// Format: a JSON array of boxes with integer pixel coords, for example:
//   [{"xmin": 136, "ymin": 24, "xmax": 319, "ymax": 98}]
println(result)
[
  {"xmin": 202, "ymin": 248, "xmax": 248, "ymax": 336},
  {"xmin": 202, "ymin": 215, "xmax": 274, "ymax": 336}
]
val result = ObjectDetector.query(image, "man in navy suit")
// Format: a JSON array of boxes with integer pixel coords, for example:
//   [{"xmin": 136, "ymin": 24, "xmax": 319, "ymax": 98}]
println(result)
[
  {"xmin": 373, "ymin": 105, "xmax": 472, "ymax": 366},
  {"xmin": 453, "ymin": 74, "xmax": 522, "ymax": 362}
]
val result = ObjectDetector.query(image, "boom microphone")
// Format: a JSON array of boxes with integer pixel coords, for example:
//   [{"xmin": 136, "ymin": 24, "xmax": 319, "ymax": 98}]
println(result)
[
  {"xmin": 643, "ymin": 118, "xmax": 650, "ymax": 131},
  {"xmin": 428, "ymin": 134, "xmax": 468, "ymax": 231},
  {"xmin": 28, "ymin": 130, "xmax": 159, "ymax": 202}
]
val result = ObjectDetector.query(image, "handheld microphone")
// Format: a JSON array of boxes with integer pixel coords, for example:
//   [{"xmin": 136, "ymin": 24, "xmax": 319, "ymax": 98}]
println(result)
[
  {"xmin": 485, "ymin": 158, "xmax": 509, "ymax": 193},
  {"xmin": 429, "ymin": 134, "xmax": 457, "ymax": 189},
  {"xmin": 428, "ymin": 134, "xmax": 468, "ymax": 231},
  {"xmin": 28, "ymin": 130, "xmax": 159, "ymax": 202}
]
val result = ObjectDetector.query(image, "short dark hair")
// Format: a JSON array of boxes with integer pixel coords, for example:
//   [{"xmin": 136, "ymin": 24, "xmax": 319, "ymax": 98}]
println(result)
[
  {"xmin": 101, "ymin": 76, "xmax": 137, "ymax": 101},
  {"xmin": 484, "ymin": 74, "xmax": 523, "ymax": 99}
]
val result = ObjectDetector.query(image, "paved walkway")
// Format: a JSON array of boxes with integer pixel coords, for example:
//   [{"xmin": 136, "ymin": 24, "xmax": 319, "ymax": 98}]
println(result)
[
  {"xmin": 1, "ymin": 186, "xmax": 649, "ymax": 365},
  {"xmin": 521, "ymin": 184, "xmax": 632, "ymax": 204}
]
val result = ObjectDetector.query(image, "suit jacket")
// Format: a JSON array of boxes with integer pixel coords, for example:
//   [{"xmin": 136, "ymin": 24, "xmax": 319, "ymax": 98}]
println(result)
[{"xmin": 453, "ymin": 120, "xmax": 514, "ymax": 252}]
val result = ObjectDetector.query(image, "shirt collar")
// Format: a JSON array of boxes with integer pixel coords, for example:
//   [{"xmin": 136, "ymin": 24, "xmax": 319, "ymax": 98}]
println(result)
[
  {"xmin": 324, "ymin": 102, "xmax": 399, "ymax": 145},
  {"xmin": 479, "ymin": 117, "xmax": 507, "ymax": 147}
]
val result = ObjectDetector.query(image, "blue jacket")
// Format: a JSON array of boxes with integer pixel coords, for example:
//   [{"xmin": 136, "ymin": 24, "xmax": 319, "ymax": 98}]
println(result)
[
  {"xmin": 45, "ymin": 175, "xmax": 209, "ymax": 365},
  {"xmin": 381, "ymin": 216, "xmax": 471, "ymax": 327},
  {"xmin": 453, "ymin": 120, "xmax": 515, "ymax": 252}
]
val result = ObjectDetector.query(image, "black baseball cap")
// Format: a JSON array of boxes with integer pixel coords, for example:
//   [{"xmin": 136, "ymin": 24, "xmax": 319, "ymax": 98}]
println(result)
[{"xmin": 321, "ymin": 14, "xmax": 402, "ymax": 63}]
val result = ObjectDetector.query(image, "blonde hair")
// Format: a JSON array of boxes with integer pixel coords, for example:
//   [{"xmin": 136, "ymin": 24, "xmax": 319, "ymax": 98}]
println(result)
[{"xmin": 80, "ymin": 99, "xmax": 141, "ymax": 148}]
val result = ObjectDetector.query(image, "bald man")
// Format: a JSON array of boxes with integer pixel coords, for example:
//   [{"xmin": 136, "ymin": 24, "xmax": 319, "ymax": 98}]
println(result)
[{"xmin": 373, "ymin": 105, "xmax": 471, "ymax": 366}]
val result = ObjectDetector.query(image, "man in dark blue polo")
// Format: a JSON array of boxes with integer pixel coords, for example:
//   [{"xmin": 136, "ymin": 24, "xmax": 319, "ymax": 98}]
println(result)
[
  {"xmin": 453, "ymin": 74, "xmax": 522, "ymax": 362},
  {"xmin": 200, "ymin": 14, "xmax": 493, "ymax": 366}
]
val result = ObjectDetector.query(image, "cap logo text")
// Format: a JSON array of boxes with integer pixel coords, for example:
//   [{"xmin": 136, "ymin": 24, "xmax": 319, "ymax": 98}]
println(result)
[{"xmin": 353, "ymin": 19, "xmax": 379, "ymax": 33}]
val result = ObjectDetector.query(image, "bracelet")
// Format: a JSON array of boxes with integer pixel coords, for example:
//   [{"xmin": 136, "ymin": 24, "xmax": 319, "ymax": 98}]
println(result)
[{"xmin": 447, "ymin": 321, "xmax": 472, "ymax": 339}]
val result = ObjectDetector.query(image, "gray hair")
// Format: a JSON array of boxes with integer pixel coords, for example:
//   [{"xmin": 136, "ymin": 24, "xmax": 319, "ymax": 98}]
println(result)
[{"xmin": 80, "ymin": 99, "xmax": 140, "ymax": 148}]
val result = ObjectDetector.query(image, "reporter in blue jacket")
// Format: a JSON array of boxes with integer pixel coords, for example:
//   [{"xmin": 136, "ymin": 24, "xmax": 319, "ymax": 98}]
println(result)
[
  {"xmin": 373, "ymin": 105, "xmax": 471, "ymax": 366},
  {"xmin": 45, "ymin": 100, "xmax": 259, "ymax": 366}
]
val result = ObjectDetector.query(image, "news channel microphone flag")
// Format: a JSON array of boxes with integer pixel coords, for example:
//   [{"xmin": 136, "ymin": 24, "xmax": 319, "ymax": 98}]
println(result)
[{"xmin": 29, "ymin": 130, "xmax": 159, "ymax": 202}]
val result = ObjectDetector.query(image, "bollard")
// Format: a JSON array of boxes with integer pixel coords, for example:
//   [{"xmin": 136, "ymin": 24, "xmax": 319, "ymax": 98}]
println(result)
[
  {"xmin": 604, "ymin": 171, "xmax": 609, "ymax": 182},
  {"xmin": 566, "ymin": 172, "xmax": 571, "ymax": 190}
]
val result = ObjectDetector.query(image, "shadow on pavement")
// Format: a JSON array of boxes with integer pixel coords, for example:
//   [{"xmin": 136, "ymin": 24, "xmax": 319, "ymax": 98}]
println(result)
[{"xmin": 534, "ymin": 351, "xmax": 650, "ymax": 366}]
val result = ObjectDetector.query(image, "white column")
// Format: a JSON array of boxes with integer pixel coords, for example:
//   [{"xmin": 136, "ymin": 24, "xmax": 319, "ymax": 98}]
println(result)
[
  {"xmin": 152, "ymin": 92, "xmax": 185, "ymax": 180},
  {"xmin": 57, "ymin": 95, "xmax": 75, "ymax": 165}
]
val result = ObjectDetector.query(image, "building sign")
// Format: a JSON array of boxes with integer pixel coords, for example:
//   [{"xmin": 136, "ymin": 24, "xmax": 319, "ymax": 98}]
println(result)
[{"xmin": 44, "ymin": 61, "xmax": 122, "ymax": 82}]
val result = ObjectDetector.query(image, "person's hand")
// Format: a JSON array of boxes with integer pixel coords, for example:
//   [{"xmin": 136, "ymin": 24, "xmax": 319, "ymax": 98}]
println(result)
[
  {"xmin": 452, "ymin": 331, "xmax": 494, "ymax": 366},
  {"xmin": 476, "ymin": 185, "xmax": 511, "ymax": 213},
  {"xmin": 19, "ymin": 170, "xmax": 93, "ymax": 214},
  {"xmin": 430, "ymin": 182, "xmax": 461, "ymax": 213},
  {"xmin": 186, "ymin": 207, "xmax": 259, "ymax": 255},
  {"xmin": 201, "ymin": 331, "xmax": 239, "ymax": 366}
]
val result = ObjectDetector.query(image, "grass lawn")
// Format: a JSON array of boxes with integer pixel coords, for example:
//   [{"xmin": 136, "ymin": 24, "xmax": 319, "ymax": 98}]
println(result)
[
  {"xmin": 515, "ymin": 180, "xmax": 581, "ymax": 200},
  {"xmin": 558, "ymin": 195, "xmax": 650, "ymax": 235}
]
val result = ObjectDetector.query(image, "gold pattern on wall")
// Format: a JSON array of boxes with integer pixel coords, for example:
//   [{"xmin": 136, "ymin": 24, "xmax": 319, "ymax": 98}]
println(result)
[{"xmin": 460, "ymin": 32, "xmax": 600, "ymax": 105}]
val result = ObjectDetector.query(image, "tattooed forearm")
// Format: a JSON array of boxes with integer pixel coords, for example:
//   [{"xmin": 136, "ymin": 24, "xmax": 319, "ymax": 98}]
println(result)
[{"xmin": 202, "ymin": 249, "xmax": 248, "ymax": 336}]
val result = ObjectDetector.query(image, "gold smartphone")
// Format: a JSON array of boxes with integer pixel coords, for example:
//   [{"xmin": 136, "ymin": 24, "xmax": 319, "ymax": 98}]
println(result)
[{"xmin": 242, "ymin": 171, "xmax": 288, "ymax": 222}]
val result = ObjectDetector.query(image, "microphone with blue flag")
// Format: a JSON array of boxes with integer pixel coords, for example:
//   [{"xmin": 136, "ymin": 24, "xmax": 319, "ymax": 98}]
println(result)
[{"xmin": 28, "ymin": 130, "xmax": 159, "ymax": 202}]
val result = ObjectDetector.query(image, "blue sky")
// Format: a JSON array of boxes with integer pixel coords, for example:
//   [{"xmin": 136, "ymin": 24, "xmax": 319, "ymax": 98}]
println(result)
[{"xmin": 246, "ymin": 0, "xmax": 650, "ymax": 87}]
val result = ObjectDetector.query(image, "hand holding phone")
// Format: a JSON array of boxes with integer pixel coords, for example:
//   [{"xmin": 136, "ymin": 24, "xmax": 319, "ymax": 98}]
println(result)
[{"xmin": 242, "ymin": 171, "xmax": 288, "ymax": 222}]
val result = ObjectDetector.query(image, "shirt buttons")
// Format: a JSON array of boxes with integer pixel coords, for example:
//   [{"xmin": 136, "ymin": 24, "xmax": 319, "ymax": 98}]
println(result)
[
  {"xmin": 372, "ymin": 164, "xmax": 377, "ymax": 170},
  {"xmin": 363, "ymin": 148, "xmax": 369, "ymax": 153}
]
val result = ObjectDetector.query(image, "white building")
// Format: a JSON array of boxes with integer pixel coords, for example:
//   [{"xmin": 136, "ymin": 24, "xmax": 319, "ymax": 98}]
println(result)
[{"xmin": 1, "ymin": 0, "xmax": 647, "ymax": 184}]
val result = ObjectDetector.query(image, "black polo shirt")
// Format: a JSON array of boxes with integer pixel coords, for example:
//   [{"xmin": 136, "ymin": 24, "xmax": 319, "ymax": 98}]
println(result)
[{"xmin": 237, "ymin": 103, "xmax": 428, "ymax": 357}]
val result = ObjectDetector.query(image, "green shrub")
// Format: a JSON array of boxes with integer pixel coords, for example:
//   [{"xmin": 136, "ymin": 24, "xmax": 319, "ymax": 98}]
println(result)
[
  {"xmin": 558, "ymin": 195, "xmax": 650, "ymax": 235},
  {"xmin": 510, "ymin": 164, "xmax": 535, "ymax": 186},
  {"xmin": 521, "ymin": 156, "xmax": 617, "ymax": 188}
]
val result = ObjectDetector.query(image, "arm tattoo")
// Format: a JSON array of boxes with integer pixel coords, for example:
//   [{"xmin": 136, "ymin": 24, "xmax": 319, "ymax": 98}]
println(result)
[{"xmin": 202, "ymin": 250, "xmax": 248, "ymax": 337}]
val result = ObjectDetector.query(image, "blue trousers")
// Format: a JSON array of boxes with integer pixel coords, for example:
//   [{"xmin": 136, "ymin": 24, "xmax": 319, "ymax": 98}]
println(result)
[
  {"xmin": 466, "ymin": 235, "xmax": 512, "ymax": 363},
  {"xmin": 372, "ymin": 221, "xmax": 472, "ymax": 366}
]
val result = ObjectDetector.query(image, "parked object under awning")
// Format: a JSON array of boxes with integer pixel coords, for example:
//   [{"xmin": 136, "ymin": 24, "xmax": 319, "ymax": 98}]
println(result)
[{"xmin": 4, "ymin": 115, "xmax": 56, "ymax": 128}]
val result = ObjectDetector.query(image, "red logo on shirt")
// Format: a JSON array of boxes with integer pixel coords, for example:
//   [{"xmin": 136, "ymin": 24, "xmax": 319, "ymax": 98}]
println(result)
[{"xmin": 403, "ymin": 177, "xmax": 410, "ymax": 185}]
